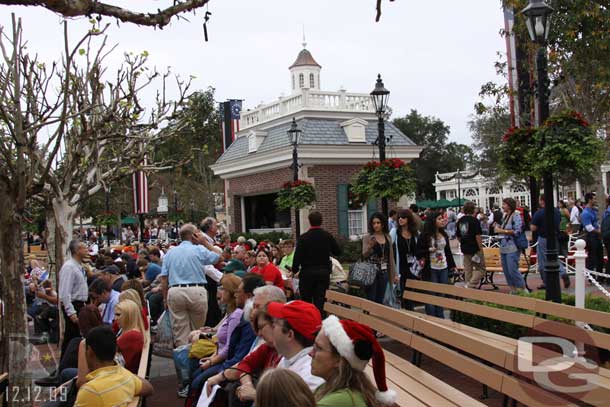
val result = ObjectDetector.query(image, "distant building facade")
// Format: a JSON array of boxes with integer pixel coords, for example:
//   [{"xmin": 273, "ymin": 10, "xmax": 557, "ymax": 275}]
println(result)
[{"xmin": 211, "ymin": 45, "xmax": 422, "ymax": 238}]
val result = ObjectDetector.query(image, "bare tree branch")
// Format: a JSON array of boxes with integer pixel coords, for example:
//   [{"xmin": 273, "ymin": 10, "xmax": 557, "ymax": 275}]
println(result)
[{"xmin": 0, "ymin": 0, "xmax": 210, "ymax": 28}]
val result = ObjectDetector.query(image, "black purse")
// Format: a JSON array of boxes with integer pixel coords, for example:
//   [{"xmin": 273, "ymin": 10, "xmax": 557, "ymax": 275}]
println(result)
[{"xmin": 348, "ymin": 260, "xmax": 377, "ymax": 287}]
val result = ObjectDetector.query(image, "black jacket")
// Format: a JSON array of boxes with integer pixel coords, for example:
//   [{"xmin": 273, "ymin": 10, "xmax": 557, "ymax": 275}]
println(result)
[{"xmin": 292, "ymin": 227, "xmax": 341, "ymax": 273}]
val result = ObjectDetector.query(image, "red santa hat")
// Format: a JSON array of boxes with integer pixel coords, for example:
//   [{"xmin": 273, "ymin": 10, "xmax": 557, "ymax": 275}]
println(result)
[{"xmin": 322, "ymin": 315, "xmax": 396, "ymax": 405}]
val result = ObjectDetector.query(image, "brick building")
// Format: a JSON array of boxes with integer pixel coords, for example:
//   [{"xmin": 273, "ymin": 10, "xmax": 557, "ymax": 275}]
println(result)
[{"xmin": 211, "ymin": 45, "xmax": 422, "ymax": 238}]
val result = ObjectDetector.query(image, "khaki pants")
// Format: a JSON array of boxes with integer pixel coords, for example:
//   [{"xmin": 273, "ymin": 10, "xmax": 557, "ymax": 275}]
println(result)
[
  {"xmin": 463, "ymin": 252, "xmax": 486, "ymax": 289},
  {"xmin": 167, "ymin": 286, "xmax": 208, "ymax": 347}
]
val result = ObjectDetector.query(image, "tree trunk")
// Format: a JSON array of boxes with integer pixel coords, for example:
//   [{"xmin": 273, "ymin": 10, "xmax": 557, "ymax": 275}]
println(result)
[
  {"xmin": 50, "ymin": 197, "xmax": 77, "ymax": 274},
  {"xmin": 0, "ymin": 192, "xmax": 31, "ymax": 407}
]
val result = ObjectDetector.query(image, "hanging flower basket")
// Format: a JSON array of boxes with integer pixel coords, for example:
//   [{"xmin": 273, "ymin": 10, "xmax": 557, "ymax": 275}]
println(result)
[
  {"xmin": 500, "ymin": 111, "xmax": 605, "ymax": 180},
  {"xmin": 530, "ymin": 111, "xmax": 605, "ymax": 179},
  {"xmin": 351, "ymin": 158, "xmax": 416, "ymax": 201},
  {"xmin": 275, "ymin": 180, "xmax": 317, "ymax": 210},
  {"xmin": 499, "ymin": 127, "xmax": 537, "ymax": 180}
]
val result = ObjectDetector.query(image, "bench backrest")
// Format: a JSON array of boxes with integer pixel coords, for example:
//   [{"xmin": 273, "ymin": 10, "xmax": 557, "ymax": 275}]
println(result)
[
  {"xmin": 324, "ymin": 290, "xmax": 586, "ymax": 406},
  {"xmin": 483, "ymin": 247, "xmax": 529, "ymax": 268},
  {"xmin": 404, "ymin": 280, "xmax": 610, "ymax": 352},
  {"xmin": 127, "ymin": 327, "xmax": 152, "ymax": 407}
]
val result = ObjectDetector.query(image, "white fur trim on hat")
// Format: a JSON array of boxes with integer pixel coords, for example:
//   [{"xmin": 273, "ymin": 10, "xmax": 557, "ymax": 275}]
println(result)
[
  {"xmin": 322, "ymin": 315, "xmax": 367, "ymax": 371},
  {"xmin": 375, "ymin": 389, "xmax": 397, "ymax": 405}
]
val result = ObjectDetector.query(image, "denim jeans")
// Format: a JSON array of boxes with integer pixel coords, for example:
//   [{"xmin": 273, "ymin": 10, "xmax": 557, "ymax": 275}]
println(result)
[
  {"xmin": 537, "ymin": 236, "xmax": 566, "ymax": 285},
  {"xmin": 501, "ymin": 251, "xmax": 525, "ymax": 288},
  {"xmin": 424, "ymin": 268, "xmax": 448, "ymax": 318},
  {"xmin": 366, "ymin": 270, "xmax": 388, "ymax": 305}
]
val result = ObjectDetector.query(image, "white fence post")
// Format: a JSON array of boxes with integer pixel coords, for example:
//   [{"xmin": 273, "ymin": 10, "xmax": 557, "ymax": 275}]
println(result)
[
  {"xmin": 574, "ymin": 239, "xmax": 587, "ymax": 312},
  {"xmin": 573, "ymin": 239, "xmax": 587, "ymax": 357}
]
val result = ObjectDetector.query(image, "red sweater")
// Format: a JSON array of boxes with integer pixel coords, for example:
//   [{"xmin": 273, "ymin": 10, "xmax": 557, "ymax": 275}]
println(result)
[
  {"xmin": 251, "ymin": 263, "xmax": 284, "ymax": 289},
  {"xmin": 237, "ymin": 343, "xmax": 281, "ymax": 374},
  {"xmin": 117, "ymin": 329, "xmax": 144, "ymax": 373}
]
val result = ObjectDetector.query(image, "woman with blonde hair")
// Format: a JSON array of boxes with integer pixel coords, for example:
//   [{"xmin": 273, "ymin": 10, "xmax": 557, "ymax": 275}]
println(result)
[
  {"xmin": 310, "ymin": 315, "xmax": 397, "ymax": 406},
  {"xmin": 115, "ymin": 299, "xmax": 146, "ymax": 373},
  {"xmin": 113, "ymin": 288, "xmax": 149, "ymax": 331},
  {"xmin": 255, "ymin": 368, "xmax": 315, "ymax": 407},
  {"xmin": 187, "ymin": 273, "xmax": 243, "ymax": 398}
]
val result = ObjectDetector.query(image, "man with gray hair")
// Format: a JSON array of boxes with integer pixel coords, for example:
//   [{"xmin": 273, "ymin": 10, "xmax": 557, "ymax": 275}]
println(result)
[
  {"xmin": 58, "ymin": 240, "xmax": 89, "ymax": 356},
  {"xmin": 253, "ymin": 285, "xmax": 286, "ymax": 312},
  {"xmin": 160, "ymin": 223, "xmax": 222, "ymax": 347}
]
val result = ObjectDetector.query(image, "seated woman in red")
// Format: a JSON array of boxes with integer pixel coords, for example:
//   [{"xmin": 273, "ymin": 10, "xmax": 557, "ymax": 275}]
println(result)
[
  {"xmin": 251, "ymin": 248, "xmax": 284, "ymax": 289},
  {"xmin": 114, "ymin": 299, "xmax": 146, "ymax": 374}
]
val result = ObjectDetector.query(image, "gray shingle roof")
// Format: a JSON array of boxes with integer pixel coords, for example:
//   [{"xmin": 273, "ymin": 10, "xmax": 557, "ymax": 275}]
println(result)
[{"xmin": 215, "ymin": 118, "xmax": 416, "ymax": 164}]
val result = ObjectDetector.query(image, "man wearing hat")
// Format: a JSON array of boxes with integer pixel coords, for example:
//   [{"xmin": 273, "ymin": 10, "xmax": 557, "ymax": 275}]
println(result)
[
  {"xmin": 99, "ymin": 264, "xmax": 127, "ymax": 292},
  {"xmin": 312, "ymin": 315, "xmax": 396, "ymax": 405},
  {"xmin": 267, "ymin": 300, "xmax": 325, "ymax": 391}
]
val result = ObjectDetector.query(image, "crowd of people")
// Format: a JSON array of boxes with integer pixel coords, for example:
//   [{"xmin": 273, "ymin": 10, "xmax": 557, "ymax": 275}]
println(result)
[
  {"xmin": 30, "ymin": 193, "xmax": 610, "ymax": 406},
  {"xmin": 37, "ymin": 212, "xmax": 401, "ymax": 407}
]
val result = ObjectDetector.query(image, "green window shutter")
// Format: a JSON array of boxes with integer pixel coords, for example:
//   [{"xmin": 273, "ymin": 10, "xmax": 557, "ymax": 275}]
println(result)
[
  {"xmin": 367, "ymin": 198, "xmax": 378, "ymax": 220},
  {"xmin": 337, "ymin": 184, "xmax": 349, "ymax": 238}
]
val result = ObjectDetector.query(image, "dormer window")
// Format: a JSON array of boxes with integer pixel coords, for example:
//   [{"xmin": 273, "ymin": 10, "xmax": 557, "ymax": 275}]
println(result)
[
  {"xmin": 309, "ymin": 73, "xmax": 315, "ymax": 88},
  {"xmin": 340, "ymin": 118, "xmax": 368, "ymax": 143},
  {"xmin": 299, "ymin": 73, "xmax": 304, "ymax": 89},
  {"xmin": 248, "ymin": 130, "xmax": 267, "ymax": 153}
]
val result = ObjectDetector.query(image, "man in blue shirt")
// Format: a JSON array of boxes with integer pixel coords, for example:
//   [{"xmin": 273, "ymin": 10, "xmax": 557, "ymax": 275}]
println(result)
[
  {"xmin": 530, "ymin": 195, "xmax": 569, "ymax": 290},
  {"xmin": 89, "ymin": 278, "xmax": 120, "ymax": 325},
  {"xmin": 160, "ymin": 223, "xmax": 222, "ymax": 347},
  {"xmin": 581, "ymin": 192, "xmax": 603, "ymax": 274}
]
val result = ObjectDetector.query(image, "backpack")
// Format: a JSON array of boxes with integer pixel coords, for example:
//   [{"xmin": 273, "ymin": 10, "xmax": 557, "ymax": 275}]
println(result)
[{"xmin": 602, "ymin": 214, "xmax": 610, "ymax": 240}]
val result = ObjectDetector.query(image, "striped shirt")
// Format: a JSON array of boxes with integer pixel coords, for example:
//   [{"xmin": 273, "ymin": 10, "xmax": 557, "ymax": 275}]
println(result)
[{"xmin": 74, "ymin": 365, "xmax": 142, "ymax": 407}]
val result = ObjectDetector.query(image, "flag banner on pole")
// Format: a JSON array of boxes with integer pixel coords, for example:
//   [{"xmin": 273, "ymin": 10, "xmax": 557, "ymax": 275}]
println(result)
[
  {"xmin": 219, "ymin": 99, "xmax": 242, "ymax": 152},
  {"xmin": 132, "ymin": 159, "xmax": 149, "ymax": 214}
]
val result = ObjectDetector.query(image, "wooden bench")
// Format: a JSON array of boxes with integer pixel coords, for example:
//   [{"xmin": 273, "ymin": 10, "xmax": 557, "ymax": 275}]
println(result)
[
  {"xmin": 324, "ymin": 291, "xmax": 486, "ymax": 407},
  {"xmin": 128, "ymin": 326, "xmax": 152, "ymax": 406},
  {"xmin": 477, "ymin": 247, "xmax": 531, "ymax": 290},
  {"xmin": 404, "ymin": 279, "xmax": 610, "ymax": 406}
]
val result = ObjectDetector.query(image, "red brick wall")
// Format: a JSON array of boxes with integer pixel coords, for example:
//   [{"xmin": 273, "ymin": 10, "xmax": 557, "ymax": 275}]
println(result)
[
  {"xmin": 225, "ymin": 165, "xmax": 401, "ymax": 237},
  {"xmin": 308, "ymin": 165, "xmax": 362, "ymax": 236}
]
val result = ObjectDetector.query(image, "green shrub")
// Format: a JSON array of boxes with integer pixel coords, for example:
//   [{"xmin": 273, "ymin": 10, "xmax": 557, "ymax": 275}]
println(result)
[{"xmin": 336, "ymin": 238, "xmax": 362, "ymax": 264}]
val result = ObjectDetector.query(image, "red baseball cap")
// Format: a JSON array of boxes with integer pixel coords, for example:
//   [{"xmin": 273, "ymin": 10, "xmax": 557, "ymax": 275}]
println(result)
[{"xmin": 267, "ymin": 300, "xmax": 321, "ymax": 341}]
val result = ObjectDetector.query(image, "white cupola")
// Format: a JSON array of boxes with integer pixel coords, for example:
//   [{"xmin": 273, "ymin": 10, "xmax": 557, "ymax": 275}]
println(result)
[{"xmin": 289, "ymin": 38, "xmax": 321, "ymax": 94}]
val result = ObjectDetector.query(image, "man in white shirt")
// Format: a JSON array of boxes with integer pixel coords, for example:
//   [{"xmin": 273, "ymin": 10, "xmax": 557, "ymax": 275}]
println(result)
[{"xmin": 267, "ymin": 300, "xmax": 325, "ymax": 391}]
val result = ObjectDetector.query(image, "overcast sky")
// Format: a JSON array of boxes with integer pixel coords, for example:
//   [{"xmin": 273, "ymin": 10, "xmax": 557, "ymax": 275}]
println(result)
[{"xmin": 0, "ymin": 0, "xmax": 506, "ymax": 145}]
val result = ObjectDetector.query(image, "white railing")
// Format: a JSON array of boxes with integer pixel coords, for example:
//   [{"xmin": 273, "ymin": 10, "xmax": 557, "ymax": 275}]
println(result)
[{"xmin": 239, "ymin": 89, "xmax": 375, "ymax": 130}]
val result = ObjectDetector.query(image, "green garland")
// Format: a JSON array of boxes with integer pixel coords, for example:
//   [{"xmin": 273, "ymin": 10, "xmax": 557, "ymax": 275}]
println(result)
[
  {"xmin": 500, "ymin": 111, "xmax": 606, "ymax": 179},
  {"xmin": 351, "ymin": 158, "xmax": 416, "ymax": 201},
  {"xmin": 275, "ymin": 180, "xmax": 317, "ymax": 210}
]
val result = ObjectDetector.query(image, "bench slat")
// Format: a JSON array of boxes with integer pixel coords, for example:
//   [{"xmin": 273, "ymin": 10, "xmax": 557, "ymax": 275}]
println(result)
[
  {"xmin": 409, "ymin": 335, "xmax": 505, "ymax": 392},
  {"xmin": 364, "ymin": 365, "xmax": 428, "ymax": 407},
  {"xmin": 500, "ymin": 375, "xmax": 577, "ymax": 407},
  {"xmin": 535, "ymin": 299, "xmax": 610, "ymax": 331},
  {"xmin": 412, "ymin": 317, "xmax": 508, "ymax": 368},
  {"xmin": 358, "ymin": 314, "xmax": 414, "ymax": 347},
  {"xmin": 325, "ymin": 290, "xmax": 363, "ymax": 308},
  {"xmin": 384, "ymin": 351, "xmax": 486, "ymax": 407},
  {"xmin": 324, "ymin": 303, "xmax": 362, "ymax": 322},
  {"xmin": 405, "ymin": 291, "xmax": 536, "ymax": 328},
  {"xmin": 531, "ymin": 317, "xmax": 610, "ymax": 352},
  {"xmin": 405, "ymin": 280, "xmax": 537, "ymax": 310},
  {"xmin": 383, "ymin": 362, "xmax": 460, "ymax": 406}
]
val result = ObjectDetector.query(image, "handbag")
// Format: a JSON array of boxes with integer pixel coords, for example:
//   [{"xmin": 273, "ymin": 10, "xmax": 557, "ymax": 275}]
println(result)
[{"xmin": 348, "ymin": 260, "xmax": 377, "ymax": 287}]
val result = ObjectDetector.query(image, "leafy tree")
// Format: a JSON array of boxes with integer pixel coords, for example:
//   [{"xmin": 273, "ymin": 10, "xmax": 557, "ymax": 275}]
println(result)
[
  {"xmin": 469, "ymin": 110, "xmax": 512, "ymax": 174},
  {"xmin": 393, "ymin": 109, "xmax": 475, "ymax": 199},
  {"xmin": 154, "ymin": 89, "xmax": 222, "ymax": 218}
]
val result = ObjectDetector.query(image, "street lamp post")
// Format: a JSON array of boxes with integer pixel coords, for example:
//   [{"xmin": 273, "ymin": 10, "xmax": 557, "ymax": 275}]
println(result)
[
  {"xmin": 456, "ymin": 170, "xmax": 462, "ymax": 208},
  {"xmin": 522, "ymin": 0, "xmax": 560, "ymax": 302},
  {"xmin": 370, "ymin": 74, "xmax": 391, "ymax": 217},
  {"xmin": 288, "ymin": 118, "xmax": 302, "ymax": 237}
]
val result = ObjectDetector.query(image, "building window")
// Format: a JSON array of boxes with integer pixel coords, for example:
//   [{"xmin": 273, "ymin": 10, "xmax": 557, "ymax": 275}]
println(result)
[
  {"xmin": 347, "ymin": 187, "xmax": 366, "ymax": 237},
  {"xmin": 299, "ymin": 73, "xmax": 304, "ymax": 88},
  {"xmin": 292, "ymin": 75, "xmax": 295, "ymax": 90},
  {"xmin": 309, "ymin": 73, "xmax": 315, "ymax": 88}
]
